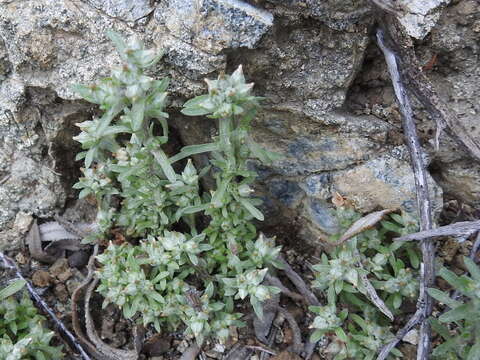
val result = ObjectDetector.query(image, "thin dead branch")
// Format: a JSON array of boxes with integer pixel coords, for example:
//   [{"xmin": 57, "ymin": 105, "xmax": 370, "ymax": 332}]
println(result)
[
  {"xmin": 85, "ymin": 277, "xmax": 138, "ymax": 360},
  {"xmin": 245, "ymin": 345, "xmax": 277, "ymax": 356},
  {"xmin": 71, "ymin": 245, "xmax": 108, "ymax": 360},
  {"xmin": 395, "ymin": 220, "xmax": 480, "ymax": 242},
  {"xmin": 369, "ymin": 1, "xmax": 480, "ymax": 161},
  {"xmin": 265, "ymin": 274, "xmax": 305, "ymax": 303},
  {"xmin": 376, "ymin": 28, "xmax": 434, "ymax": 360},
  {"xmin": 0, "ymin": 251, "xmax": 92, "ymax": 360},
  {"xmin": 470, "ymin": 232, "xmax": 480, "ymax": 261},
  {"xmin": 275, "ymin": 305, "xmax": 304, "ymax": 354},
  {"xmin": 254, "ymin": 293, "xmax": 279, "ymax": 344},
  {"xmin": 277, "ymin": 257, "xmax": 321, "ymax": 307},
  {"xmin": 355, "ymin": 251, "xmax": 394, "ymax": 321},
  {"xmin": 71, "ymin": 245, "xmax": 139, "ymax": 360}
]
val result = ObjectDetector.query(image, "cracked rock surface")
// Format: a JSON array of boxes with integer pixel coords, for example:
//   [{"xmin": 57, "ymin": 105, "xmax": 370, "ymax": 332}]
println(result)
[{"xmin": 0, "ymin": 0, "xmax": 476, "ymax": 246}]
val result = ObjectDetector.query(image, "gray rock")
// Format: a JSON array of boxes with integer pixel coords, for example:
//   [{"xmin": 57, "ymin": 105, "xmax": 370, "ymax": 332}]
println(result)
[
  {"xmin": 240, "ymin": 25, "xmax": 369, "ymax": 116},
  {"xmin": 0, "ymin": 37, "xmax": 10, "ymax": 81},
  {"xmin": 0, "ymin": 212, "xmax": 33, "ymax": 251},
  {"xmin": 0, "ymin": 0, "xmax": 134, "ymax": 99},
  {"xmin": 330, "ymin": 147, "xmax": 443, "ymax": 216},
  {"xmin": 267, "ymin": 0, "xmax": 373, "ymax": 31},
  {"xmin": 397, "ymin": 0, "xmax": 450, "ymax": 39},
  {"xmin": 252, "ymin": 113, "xmax": 392, "ymax": 176},
  {"xmin": 155, "ymin": 33, "xmax": 226, "ymax": 81},
  {"xmin": 301, "ymin": 173, "xmax": 332, "ymax": 200},
  {"xmin": 0, "ymin": 154, "xmax": 66, "ymax": 231},
  {"xmin": 265, "ymin": 177, "xmax": 304, "ymax": 208},
  {"xmin": 434, "ymin": 160, "xmax": 480, "ymax": 208},
  {"xmin": 83, "ymin": 0, "xmax": 154, "ymax": 22},
  {"xmin": 0, "ymin": 0, "xmax": 463, "ymax": 250},
  {"xmin": 155, "ymin": 0, "xmax": 273, "ymax": 55},
  {"xmin": 303, "ymin": 198, "xmax": 340, "ymax": 235},
  {"xmin": 152, "ymin": 0, "xmax": 273, "ymax": 81},
  {"xmin": 424, "ymin": 0, "xmax": 480, "ymax": 206}
]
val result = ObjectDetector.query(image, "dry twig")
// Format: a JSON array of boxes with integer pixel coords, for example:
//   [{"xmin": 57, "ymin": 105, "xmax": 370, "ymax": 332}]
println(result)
[
  {"xmin": 387, "ymin": 20, "xmax": 480, "ymax": 160},
  {"xmin": 71, "ymin": 245, "xmax": 108, "ymax": 360},
  {"xmin": 376, "ymin": 28, "xmax": 434, "ymax": 360},
  {"xmin": 265, "ymin": 274, "xmax": 304, "ymax": 303},
  {"xmin": 395, "ymin": 220, "xmax": 480, "ymax": 242},
  {"xmin": 0, "ymin": 251, "xmax": 91, "ymax": 359},
  {"xmin": 470, "ymin": 232, "xmax": 480, "ymax": 261},
  {"xmin": 277, "ymin": 257, "xmax": 321, "ymax": 307},
  {"xmin": 355, "ymin": 250, "xmax": 394, "ymax": 321},
  {"xmin": 84, "ymin": 277, "xmax": 138, "ymax": 360},
  {"xmin": 275, "ymin": 305, "xmax": 304, "ymax": 354},
  {"xmin": 245, "ymin": 345, "xmax": 277, "ymax": 356}
]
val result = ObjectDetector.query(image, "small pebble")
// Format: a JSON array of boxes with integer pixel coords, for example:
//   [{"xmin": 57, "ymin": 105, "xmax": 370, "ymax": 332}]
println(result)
[
  {"xmin": 66, "ymin": 278, "xmax": 82, "ymax": 295},
  {"xmin": 49, "ymin": 258, "xmax": 69, "ymax": 278},
  {"xmin": 32, "ymin": 270, "xmax": 52, "ymax": 288},
  {"xmin": 143, "ymin": 334, "xmax": 171, "ymax": 356},
  {"xmin": 53, "ymin": 283, "xmax": 69, "ymax": 302},
  {"xmin": 68, "ymin": 250, "xmax": 90, "ymax": 269},
  {"xmin": 15, "ymin": 252, "xmax": 27, "ymax": 265},
  {"xmin": 13, "ymin": 212, "xmax": 33, "ymax": 234},
  {"xmin": 404, "ymin": 329, "xmax": 419, "ymax": 345},
  {"xmin": 57, "ymin": 268, "xmax": 73, "ymax": 282}
]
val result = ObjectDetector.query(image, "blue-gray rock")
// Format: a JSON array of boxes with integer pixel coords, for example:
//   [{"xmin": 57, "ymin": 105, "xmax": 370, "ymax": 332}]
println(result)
[
  {"xmin": 396, "ymin": 0, "xmax": 450, "ymax": 39},
  {"xmin": 266, "ymin": 178, "xmax": 304, "ymax": 208},
  {"xmin": 83, "ymin": 0, "xmax": 154, "ymax": 22},
  {"xmin": 252, "ymin": 114, "xmax": 392, "ymax": 176},
  {"xmin": 154, "ymin": 0, "xmax": 273, "ymax": 55},
  {"xmin": 304, "ymin": 198, "xmax": 340, "ymax": 235},
  {"xmin": 331, "ymin": 147, "xmax": 443, "ymax": 216},
  {"xmin": 268, "ymin": 0, "xmax": 372, "ymax": 31},
  {"xmin": 0, "ymin": 0, "xmax": 466, "ymax": 250}
]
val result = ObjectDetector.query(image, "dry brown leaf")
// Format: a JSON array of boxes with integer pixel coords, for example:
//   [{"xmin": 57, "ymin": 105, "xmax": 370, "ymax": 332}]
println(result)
[
  {"xmin": 359, "ymin": 268, "xmax": 394, "ymax": 321},
  {"xmin": 331, "ymin": 192, "xmax": 345, "ymax": 208},
  {"xmin": 85, "ymin": 278, "xmax": 138, "ymax": 360},
  {"xmin": 337, "ymin": 209, "xmax": 395, "ymax": 244}
]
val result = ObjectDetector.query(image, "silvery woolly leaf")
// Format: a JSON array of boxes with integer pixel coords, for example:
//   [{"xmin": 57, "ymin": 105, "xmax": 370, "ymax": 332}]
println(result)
[
  {"xmin": 250, "ymin": 296, "xmax": 264, "ymax": 320},
  {"xmin": 0, "ymin": 280, "xmax": 26, "ymax": 301},
  {"xmin": 182, "ymin": 94, "xmax": 210, "ymax": 107},
  {"xmin": 463, "ymin": 256, "xmax": 480, "ymax": 281},
  {"xmin": 107, "ymin": 30, "xmax": 128, "ymax": 57},
  {"xmin": 439, "ymin": 303, "xmax": 470, "ymax": 323},
  {"xmin": 181, "ymin": 107, "xmax": 212, "ymax": 117},
  {"xmin": 238, "ymin": 198, "xmax": 264, "ymax": 221},
  {"xmin": 230, "ymin": 65, "xmax": 245, "ymax": 85}
]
